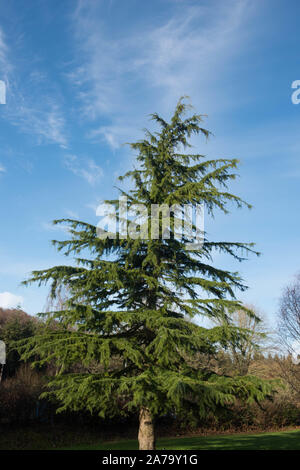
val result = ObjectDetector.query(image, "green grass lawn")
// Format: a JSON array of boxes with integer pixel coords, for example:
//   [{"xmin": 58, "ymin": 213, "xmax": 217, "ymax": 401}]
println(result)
[
  {"xmin": 1, "ymin": 426, "xmax": 300, "ymax": 450},
  {"xmin": 66, "ymin": 429, "xmax": 300, "ymax": 451}
]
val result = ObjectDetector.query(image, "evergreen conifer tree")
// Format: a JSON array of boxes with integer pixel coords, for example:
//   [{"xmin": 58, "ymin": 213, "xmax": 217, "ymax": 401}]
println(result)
[{"xmin": 19, "ymin": 99, "xmax": 274, "ymax": 450}]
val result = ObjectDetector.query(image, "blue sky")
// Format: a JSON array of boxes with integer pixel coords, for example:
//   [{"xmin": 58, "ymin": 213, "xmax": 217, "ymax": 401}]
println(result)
[{"xmin": 0, "ymin": 0, "xmax": 299, "ymax": 326}]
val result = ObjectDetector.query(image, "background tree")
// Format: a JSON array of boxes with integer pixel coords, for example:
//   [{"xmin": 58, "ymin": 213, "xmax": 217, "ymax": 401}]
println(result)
[
  {"xmin": 276, "ymin": 273, "xmax": 300, "ymax": 397},
  {"xmin": 213, "ymin": 305, "xmax": 272, "ymax": 376},
  {"xmin": 44, "ymin": 283, "xmax": 70, "ymax": 313},
  {"xmin": 18, "ymin": 99, "xmax": 275, "ymax": 450},
  {"xmin": 0, "ymin": 308, "xmax": 37, "ymax": 378},
  {"xmin": 278, "ymin": 273, "xmax": 300, "ymax": 357}
]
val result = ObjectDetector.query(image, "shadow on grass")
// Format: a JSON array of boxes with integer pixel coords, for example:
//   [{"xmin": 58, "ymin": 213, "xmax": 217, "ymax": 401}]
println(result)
[
  {"xmin": 70, "ymin": 430, "xmax": 300, "ymax": 451},
  {"xmin": 2, "ymin": 426, "xmax": 300, "ymax": 450}
]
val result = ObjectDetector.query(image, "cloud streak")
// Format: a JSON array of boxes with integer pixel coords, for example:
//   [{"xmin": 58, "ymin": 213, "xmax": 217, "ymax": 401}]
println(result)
[
  {"xmin": 69, "ymin": 0, "xmax": 254, "ymax": 148},
  {"xmin": 64, "ymin": 154, "xmax": 103, "ymax": 185},
  {"xmin": 0, "ymin": 26, "xmax": 67, "ymax": 147}
]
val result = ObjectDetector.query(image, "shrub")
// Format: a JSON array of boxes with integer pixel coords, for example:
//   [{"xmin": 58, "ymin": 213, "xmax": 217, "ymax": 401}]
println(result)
[{"xmin": 0, "ymin": 364, "xmax": 46, "ymax": 424}]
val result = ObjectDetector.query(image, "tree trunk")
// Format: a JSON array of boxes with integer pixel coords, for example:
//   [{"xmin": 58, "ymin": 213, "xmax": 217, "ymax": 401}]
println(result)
[{"xmin": 138, "ymin": 407, "xmax": 155, "ymax": 450}]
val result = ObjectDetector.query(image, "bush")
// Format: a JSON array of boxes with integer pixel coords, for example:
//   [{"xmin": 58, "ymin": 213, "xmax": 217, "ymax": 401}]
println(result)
[
  {"xmin": 0, "ymin": 364, "xmax": 46, "ymax": 424},
  {"xmin": 0, "ymin": 308, "xmax": 38, "ymax": 377}
]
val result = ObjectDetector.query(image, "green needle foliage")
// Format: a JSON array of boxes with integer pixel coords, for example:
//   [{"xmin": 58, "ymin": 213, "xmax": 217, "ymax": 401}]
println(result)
[{"xmin": 18, "ymin": 99, "xmax": 275, "ymax": 441}]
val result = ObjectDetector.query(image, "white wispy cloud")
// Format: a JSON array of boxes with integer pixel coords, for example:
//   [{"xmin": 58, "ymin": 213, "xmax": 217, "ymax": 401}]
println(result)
[
  {"xmin": 85, "ymin": 201, "xmax": 99, "ymax": 212},
  {"xmin": 11, "ymin": 101, "xmax": 68, "ymax": 148},
  {"xmin": 88, "ymin": 124, "xmax": 134, "ymax": 150},
  {"xmin": 0, "ymin": 27, "xmax": 12, "ymax": 81},
  {"xmin": 42, "ymin": 222, "xmax": 71, "ymax": 233},
  {"xmin": 0, "ymin": 291, "xmax": 23, "ymax": 309},
  {"xmin": 0, "ymin": 25, "xmax": 67, "ymax": 147},
  {"xmin": 0, "ymin": 28, "xmax": 6, "ymax": 61},
  {"xmin": 64, "ymin": 154, "xmax": 103, "ymax": 185},
  {"xmin": 65, "ymin": 209, "xmax": 79, "ymax": 219},
  {"xmin": 70, "ymin": 0, "xmax": 255, "ymax": 149},
  {"xmin": 0, "ymin": 164, "xmax": 6, "ymax": 173}
]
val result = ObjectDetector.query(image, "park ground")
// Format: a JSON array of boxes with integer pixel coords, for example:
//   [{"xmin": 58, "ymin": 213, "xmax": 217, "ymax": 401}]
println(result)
[
  {"xmin": 66, "ymin": 429, "xmax": 300, "ymax": 450},
  {"xmin": 1, "ymin": 426, "xmax": 300, "ymax": 450}
]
